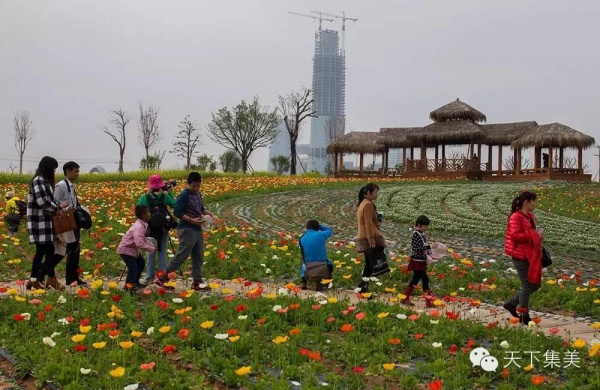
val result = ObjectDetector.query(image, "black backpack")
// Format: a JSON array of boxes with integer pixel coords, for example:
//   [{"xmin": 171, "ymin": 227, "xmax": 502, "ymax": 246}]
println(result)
[
  {"xmin": 15, "ymin": 200, "xmax": 27, "ymax": 215},
  {"xmin": 146, "ymin": 193, "xmax": 177, "ymax": 249}
]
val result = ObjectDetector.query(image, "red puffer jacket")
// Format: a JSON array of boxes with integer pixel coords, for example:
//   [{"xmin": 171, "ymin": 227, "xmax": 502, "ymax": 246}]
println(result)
[{"xmin": 504, "ymin": 211, "xmax": 536, "ymax": 260}]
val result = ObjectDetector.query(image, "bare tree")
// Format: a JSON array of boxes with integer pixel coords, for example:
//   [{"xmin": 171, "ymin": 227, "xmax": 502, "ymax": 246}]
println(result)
[
  {"xmin": 13, "ymin": 111, "xmax": 35, "ymax": 174},
  {"xmin": 140, "ymin": 151, "xmax": 166, "ymax": 170},
  {"xmin": 173, "ymin": 115, "xmax": 201, "ymax": 170},
  {"xmin": 326, "ymin": 115, "xmax": 345, "ymax": 172},
  {"xmin": 102, "ymin": 109, "xmax": 131, "ymax": 173},
  {"xmin": 208, "ymin": 97, "xmax": 280, "ymax": 173},
  {"xmin": 138, "ymin": 103, "xmax": 161, "ymax": 159},
  {"xmin": 278, "ymin": 88, "xmax": 316, "ymax": 175},
  {"xmin": 8, "ymin": 163, "xmax": 17, "ymax": 174}
]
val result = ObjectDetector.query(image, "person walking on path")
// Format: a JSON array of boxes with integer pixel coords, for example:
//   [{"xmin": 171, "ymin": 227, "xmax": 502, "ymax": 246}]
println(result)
[
  {"xmin": 137, "ymin": 174, "xmax": 176, "ymax": 284},
  {"xmin": 52, "ymin": 161, "xmax": 86, "ymax": 286},
  {"xmin": 504, "ymin": 191, "xmax": 543, "ymax": 325},
  {"xmin": 298, "ymin": 220, "xmax": 334, "ymax": 291},
  {"xmin": 156, "ymin": 172, "xmax": 214, "ymax": 291},
  {"xmin": 27, "ymin": 156, "xmax": 68, "ymax": 290},
  {"xmin": 402, "ymin": 215, "xmax": 434, "ymax": 307},
  {"xmin": 355, "ymin": 183, "xmax": 385, "ymax": 293},
  {"xmin": 4, "ymin": 190, "xmax": 24, "ymax": 236}
]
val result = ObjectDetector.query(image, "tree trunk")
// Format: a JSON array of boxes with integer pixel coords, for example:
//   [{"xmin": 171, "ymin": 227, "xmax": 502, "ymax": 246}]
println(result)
[
  {"xmin": 290, "ymin": 137, "xmax": 297, "ymax": 175},
  {"xmin": 145, "ymin": 146, "xmax": 150, "ymax": 160},
  {"xmin": 118, "ymin": 150, "xmax": 124, "ymax": 173},
  {"xmin": 19, "ymin": 154, "xmax": 23, "ymax": 175},
  {"xmin": 241, "ymin": 157, "xmax": 249, "ymax": 173}
]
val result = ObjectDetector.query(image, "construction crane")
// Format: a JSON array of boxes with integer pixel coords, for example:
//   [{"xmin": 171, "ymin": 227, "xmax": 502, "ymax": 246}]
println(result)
[
  {"xmin": 310, "ymin": 11, "xmax": 357, "ymax": 54},
  {"xmin": 288, "ymin": 11, "xmax": 333, "ymax": 31}
]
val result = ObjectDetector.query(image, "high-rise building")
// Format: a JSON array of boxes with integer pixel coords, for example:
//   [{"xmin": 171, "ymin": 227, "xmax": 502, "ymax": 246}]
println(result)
[{"xmin": 307, "ymin": 29, "xmax": 346, "ymax": 173}]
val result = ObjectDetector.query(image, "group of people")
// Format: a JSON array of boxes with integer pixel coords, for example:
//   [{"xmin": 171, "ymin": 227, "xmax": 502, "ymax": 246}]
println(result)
[
  {"xmin": 14, "ymin": 157, "xmax": 87, "ymax": 290},
  {"xmin": 301, "ymin": 182, "xmax": 544, "ymax": 325}
]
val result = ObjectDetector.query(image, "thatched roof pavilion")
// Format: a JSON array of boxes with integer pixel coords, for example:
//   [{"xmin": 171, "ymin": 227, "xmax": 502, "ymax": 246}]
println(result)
[
  {"xmin": 481, "ymin": 122, "xmax": 538, "ymax": 146},
  {"xmin": 429, "ymin": 99, "xmax": 487, "ymax": 123},
  {"xmin": 407, "ymin": 120, "xmax": 486, "ymax": 146},
  {"xmin": 511, "ymin": 123, "xmax": 595, "ymax": 149},
  {"xmin": 379, "ymin": 127, "xmax": 421, "ymax": 148},
  {"xmin": 326, "ymin": 131, "xmax": 386, "ymax": 155}
]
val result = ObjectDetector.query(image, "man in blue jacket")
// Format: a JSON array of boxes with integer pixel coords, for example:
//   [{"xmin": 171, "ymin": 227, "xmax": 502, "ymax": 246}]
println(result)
[{"xmin": 299, "ymin": 220, "xmax": 333, "ymax": 291}]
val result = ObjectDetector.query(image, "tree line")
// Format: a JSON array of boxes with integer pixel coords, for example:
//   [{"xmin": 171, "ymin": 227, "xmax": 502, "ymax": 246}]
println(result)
[{"xmin": 11, "ymin": 87, "xmax": 316, "ymax": 175}]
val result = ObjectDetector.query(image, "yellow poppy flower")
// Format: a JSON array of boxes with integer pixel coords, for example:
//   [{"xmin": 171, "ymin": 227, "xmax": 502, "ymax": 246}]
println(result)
[
  {"xmin": 591, "ymin": 322, "xmax": 600, "ymax": 329},
  {"xmin": 377, "ymin": 312, "xmax": 389, "ymax": 319},
  {"xmin": 523, "ymin": 364, "xmax": 533, "ymax": 371},
  {"xmin": 546, "ymin": 280, "xmax": 557, "ymax": 285},
  {"xmin": 265, "ymin": 293, "xmax": 277, "ymax": 299},
  {"xmin": 100, "ymin": 290, "xmax": 110, "ymax": 295},
  {"xmin": 71, "ymin": 334, "xmax": 86, "ymax": 343},
  {"xmin": 383, "ymin": 363, "xmax": 395, "ymax": 370},
  {"xmin": 107, "ymin": 281, "xmax": 118, "ymax": 289},
  {"xmin": 342, "ymin": 274, "xmax": 352, "ymax": 279},
  {"xmin": 7, "ymin": 288, "xmax": 18, "ymax": 295},
  {"xmin": 91, "ymin": 280, "xmax": 103, "ymax": 289},
  {"xmin": 109, "ymin": 366, "xmax": 125, "ymax": 377},
  {"xmin": 589, "ymin": 343, "xmax": 600, "ymax": 357},
  {"xmin": 327, "ymin": 297, "xmax": 338, "ymax": 303},
  {"xmin": 384, "ymin": 287, "xmax": 396, "ymax": 293},
  {"xmin": 572, "ymin": 338, "xmax": 587, "ymax": 348},
  {"xmin": 200, "ymin": 321, "xmax": 214, "ymax": 329},
  {"xmin": 119, "ymin": 341, "xmax": 134, "ymax": 349},
  {"xmin": 209, "ymin": 283, "xmax": 220, "ymax": 290},
  {"xmin": 221, "ymin": 288, "xmax": 233, "ymax": 294},
  {"xmin": 131, "ymin": 331, "xmax": 143, "ymax": 338},
  {"xmin": 14, "ymin": 296, "xmax": 26, "ymax": 302},
  {"xmin": 79, "ymin": 325, "xmax": 92, "ymax": 334},
  {"xmin": 235, "ymin": 366, "xmax": 251, "ymax": 375},
  {"xmin": 229, "ymin": 336, "xmax": 240, "ymax": 342},
  {"xmin": 92, "ymin": 342, "xmax": 106, "ymax": 349},
  {"xmin": 361, "ymin": 292, "xmax": 372, "ymax": 298},
  {"xmin": 272, "ymin": 335, "xmax": 289, "ymax": 344},
  {"xmin": 159, "ymin": 326, "xmax": 171, "ymax": 334}
]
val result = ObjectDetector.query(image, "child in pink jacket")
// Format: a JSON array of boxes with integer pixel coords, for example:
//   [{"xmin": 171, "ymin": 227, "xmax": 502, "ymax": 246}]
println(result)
[{"xmin": 117, "ymin": 205, "xmax": 156, "ymax": 293}]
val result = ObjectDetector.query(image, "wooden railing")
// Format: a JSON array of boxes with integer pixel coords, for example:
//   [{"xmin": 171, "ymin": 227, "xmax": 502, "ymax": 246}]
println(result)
[{"xmin": 404, "ymin": 159, "xmax": 487, "ymax": 173}]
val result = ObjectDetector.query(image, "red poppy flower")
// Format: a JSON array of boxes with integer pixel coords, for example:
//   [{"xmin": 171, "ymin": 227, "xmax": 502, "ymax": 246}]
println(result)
[
  {"xmin": 388, "ymin": 338, "xmax": 401, "ymax": 345},
  {"xmin": 74, "ymin": 345, "xmax": 87, "ymax": 352},
  {"xmin": 38, "ymin": 312, "xmax": 44, "ymax": 322},
  {"xmin": 414, "ymin": 333, "xmax": 424, "ymax": 340},
  {"xmin": 136, "ymin": 310, "xmax": 142, "ymax": 321},
  {"xmin": 340, "ymin": 324, "xmax": 355, "ymax": 333},
  {"xmin": 177, "ymin": 328, "xmax": 190, "ymax": 340},
  {"xmin": 326, "ymin": 317, "xmax": 335, "ymax": 323},
  {"xmin": 157, "ymin": 288, "xmax": 167, "ymax": 295},
  {"xmin": 355, "ymin": 312, "xmax": 366, "ymax": 320},
  {"xmin": 257, "ymin": 318, "xmax": 266, "ymax": 325},
  {"xmin": 224, "ymin": 295, "xmax": 235, "ymax": 301},
  {"xmin": 300, "ymin": 348, "xmax": 309, "ymax": 356},
  {"xmin": 182, "ymin": 315, "xmax": 191, "ymax": 323},
  {"xmin": 44, "ymin": 305, "xmax": 53, "ymax": 312},
  {"xmin": 531, "ymin": 375, "xmax": 546, "ymax": 385},
  {"xmin": 163, "ymin": 344, "xmax": 177, "ymax": 354},
  {"xmin": 13, "ymin": 314, "xmax": 25, "ymax": 322},
  {"xmin": 226, "ymin": 329, "xmax": 239, "ymax": 336},
  {"xmin": 448, "ymin": 344, "xmax": 458, "ymax": 354},
  {"xmin": 111, "ymin": 295, "xmax": 121, "ymax": 302},
  {"xmin": 156, "ymin": 301, "xmax": 169, "ymax": 310},
  {"xmin": 352, "ymin": 366, "xmax": 364, "ymax": 373},
  {"xmin": 167, "ymin": 272, "xmax": 177, "ymax": 280},
  {"xmin": 501, "ymin": 368, "xmax": 509, "ymax": 379},
  {"xmin": 65, "ymin": 316, "xmax": 74, "ymax": 323},
  {"xmin": 428, "ymin": 379, "xmax": 442, "ymax": 390},
  {"xmin": 81, "ymin": 318, "xmax": 90, "ymax": 326},
  {"xmin": 109, "ymin": 330, "xmax": 121, "ymax": 338},
  {"xmin": 289, "ymin": 303, "xmax": 301, "ymax": 310},
  {"xmin": 306, "ymin": 351, "xmax": 322, "ymax": 361},
  {"xmin": 140, "ymin": 362, "xmax": 156, "ymax": 371},
  {"xmin": 210, "ymin": 304, "xmax": 219, "ymax": 310},
  {"xmin": 312, "ymin": 304, "xmax": 322, "ymax": 310}
]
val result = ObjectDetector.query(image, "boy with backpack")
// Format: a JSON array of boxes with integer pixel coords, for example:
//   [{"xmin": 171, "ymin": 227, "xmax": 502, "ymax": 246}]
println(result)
[
  {"xmin": 402, "ymin": 215, "xmax": 435, "ymax": 307},
  {"xmin": 4, "ymin": 191, "xmax": 25, "ymax": 236},
  {"xmin": 137, "ymin": 174, "xmax": 177, "ymax": 284}
]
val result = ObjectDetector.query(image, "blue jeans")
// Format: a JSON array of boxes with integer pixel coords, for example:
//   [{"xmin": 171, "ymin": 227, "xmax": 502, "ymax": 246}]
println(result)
[
  {"xmin": 146, "ymin": 231, "xmax": 169, "ymax": 281},
  {"xmin": 120, "ymin": 254, "xmax": 145, "ymax": 286}
]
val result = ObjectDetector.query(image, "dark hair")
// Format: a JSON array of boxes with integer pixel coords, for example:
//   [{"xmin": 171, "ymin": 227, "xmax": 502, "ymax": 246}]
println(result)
[
  {"xmin": 33, "ymin": 156, "xmax": 59, "ymax": 187},
  {"xmin": 135, "ymin": 205, "xmax": 149, "ymax": 220},
  {"xmin": 306, "ymin": 219, "xmax": 320, "ymax": 231},
  {"xmin": 511, "ymin": 191, "xmax": 537, "ymax": 213},
  {"xmin": 416, "ymin": 215, "xmax": 430, "ymax": 226},
  {"xmin": 357, "ymin": 183, "xmax": 379, "ymax": 206},
  {"xmin": 63, "ymin": 161, "xmax": 80, "ymax": 175},
  {"xmin": 187, "ymin": 172, "xmax": 202, "ymax": 184}
]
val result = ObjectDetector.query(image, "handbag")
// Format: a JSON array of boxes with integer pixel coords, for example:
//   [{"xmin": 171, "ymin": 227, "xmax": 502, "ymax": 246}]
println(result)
[
  {"xmin": 305, "ymin": 262, "xmax": 331, "ymax": 282},
  {"xmin": 53, "ymin": 209, "xmax": 77, "ymax": 235},
  {"xmin": 64, "ymin": 180, "xmax": 93, "ymax": 230},
  {"xmin": 541, "ymin": 247, "xmax": 552, "ymax": 268},
  {"xmin": 368, "ymin": 246, "xmax": 390, "ymax": 276}
]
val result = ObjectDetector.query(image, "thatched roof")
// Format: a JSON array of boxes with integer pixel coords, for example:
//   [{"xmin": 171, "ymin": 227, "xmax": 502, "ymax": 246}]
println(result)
[
  {"xmin": 511, "ymin": 123, "xmax": 596, "ymax": 149},
  {"xmin": 326, "ymin": 131, "xmax": 386, "ymax": 154},
  {"xmin": 406, "ymin": 120, "xmax": 486, "ymax": 145},
  {"xmin": 429, "ymin": 99, "xmax": 487, "ymax": 123},
  {"xmin": 378, "ymin": 127, "xmax": 421, "ymax": 148},
  {"xmin": 481, "ymin": 122, "xmax": 538, "ymax": 146}
]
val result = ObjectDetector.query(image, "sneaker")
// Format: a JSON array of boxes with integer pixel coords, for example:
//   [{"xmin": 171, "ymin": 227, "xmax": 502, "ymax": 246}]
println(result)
[
  {"xmin": 45, "ymin": 277, "xmax": 64, "ymax": 290},
  {"xmin": 192, "ymin": 281, "xmax": 210, "ymax": 292},
  {"xmin": 155, "ymin": 277, "xmax": 175, "ymax": 291},
  {"xmin": 137, "ymin": 281, "xmax": 148, "ymax": 289},
  {"xmin": 26, "ymin": 280, "xmax": 45, "ymax": 290},
  {"xmin": 520, "ymin": 313, "xmax": 532, "ymax": 325},
  {"xmin": 503, "ymin": 302, "xmax": 519, "ymax": 318},
  {"xmin": 145, "ymin": 278, "xmax": 155, "ymax": 285},
  {"xmin": 124, "ymin": 285, "xmax": 140, "ymax": 294}
]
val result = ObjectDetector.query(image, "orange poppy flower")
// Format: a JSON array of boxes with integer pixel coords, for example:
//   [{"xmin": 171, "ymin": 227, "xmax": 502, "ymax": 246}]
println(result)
[{"xmin": 340, "ymin": 324, "xmax": 355, "ymax": 333}]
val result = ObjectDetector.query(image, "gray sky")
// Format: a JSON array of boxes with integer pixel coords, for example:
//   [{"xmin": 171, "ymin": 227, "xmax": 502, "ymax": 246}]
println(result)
[{"xmin": 2, "ymin": 0, "xmax": 599, "ymax": 176}]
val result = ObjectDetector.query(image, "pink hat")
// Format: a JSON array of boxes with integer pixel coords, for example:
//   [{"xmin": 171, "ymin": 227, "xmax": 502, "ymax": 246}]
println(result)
[{"xmin": 147, "ymin": 175, "xmax": 165, "ymax": 190}]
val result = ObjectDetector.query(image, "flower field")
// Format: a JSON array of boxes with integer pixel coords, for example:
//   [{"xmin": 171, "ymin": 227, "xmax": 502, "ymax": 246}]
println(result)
[{"xmin": 1, "ymin": 176, "xmax": 600, "ymax": 389}]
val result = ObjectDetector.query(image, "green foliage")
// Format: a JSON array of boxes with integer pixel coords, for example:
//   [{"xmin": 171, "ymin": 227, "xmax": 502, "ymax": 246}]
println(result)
[
  {"xmin": 270, "ymin": 155, "xmax": 290, "ymax": 175},
  {"xmin": 219, "ymin": 151, "xmax": 242, "ymax": 173}
]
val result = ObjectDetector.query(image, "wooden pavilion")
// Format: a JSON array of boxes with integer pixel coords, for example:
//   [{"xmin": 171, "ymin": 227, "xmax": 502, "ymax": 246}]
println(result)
[{"xmin": 327, "ymin": 99, "xmax": 595, "ymax": 181}]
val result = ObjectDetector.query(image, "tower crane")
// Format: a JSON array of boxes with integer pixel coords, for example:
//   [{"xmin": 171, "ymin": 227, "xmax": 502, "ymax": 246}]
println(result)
[
  {"xmin": 310, "ymin": 11, "xmax": 357, "ymax": 54},
  {"xmin": 288, "ymin": 11, "xmax": 333, "ymax": 31}
]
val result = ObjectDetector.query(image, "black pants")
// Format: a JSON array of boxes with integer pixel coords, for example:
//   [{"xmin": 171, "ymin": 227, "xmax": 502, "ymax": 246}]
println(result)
[
  {"xmin": 65, "ymin": 229, "xmax": 81, "ymax": 283},
  {"xmin": 32, "ymin": 243, "xmax": 55, "ymax": 281},
  {"xmin": 4, "ymin": 214, "xmax": 22, "ymax": 232},
  {"xmin": 120, "ymin": 254, "xmax": 145, "ymax": 285},
  {"xmin": 409, "ymin": 270, "xmax": 430, "ymax": 291}
]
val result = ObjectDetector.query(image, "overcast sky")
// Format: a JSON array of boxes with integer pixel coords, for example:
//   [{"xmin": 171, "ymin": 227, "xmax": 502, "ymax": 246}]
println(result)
[{"xmin": 2, "ymin": 0, "xmax": 599, "ymax": 176}]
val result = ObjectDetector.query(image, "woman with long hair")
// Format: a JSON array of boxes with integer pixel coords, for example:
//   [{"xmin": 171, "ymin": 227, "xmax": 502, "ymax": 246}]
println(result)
[
  {"xmin": 503, "ymin": 191, "xmax": 543, "ymax": 325},
  {"xmin": 355, "ymin": 183, "xmax": 385, "ymax": 293},
  {"xmin": 27, "ymin": 156, "xmax": 67, "ymax": 290}
]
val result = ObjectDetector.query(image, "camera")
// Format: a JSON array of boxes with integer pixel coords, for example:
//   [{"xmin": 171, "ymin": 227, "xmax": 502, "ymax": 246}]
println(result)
[
  {"xmin": 377, "ymin": 213, "xmax": 383, "ymax": 223},
  {"xmin": 162, "ymin": 180, "xmax": 177, "ymax": 191}
]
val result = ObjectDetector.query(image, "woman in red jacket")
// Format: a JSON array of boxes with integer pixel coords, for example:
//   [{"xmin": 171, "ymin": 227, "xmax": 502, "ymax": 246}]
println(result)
[{"xmin": 503, "ymin": 191, "xmax": 543, "ymax": 325}]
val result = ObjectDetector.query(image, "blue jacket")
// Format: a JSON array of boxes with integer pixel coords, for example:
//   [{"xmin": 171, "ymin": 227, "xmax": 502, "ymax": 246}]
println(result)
[
  {"xmin": 300, "ymin": 225, "xmax": 333, "ymax": 263},
  {"xmin": 173, "ymin": 188, "xmax": 205, "ymax": 231}
]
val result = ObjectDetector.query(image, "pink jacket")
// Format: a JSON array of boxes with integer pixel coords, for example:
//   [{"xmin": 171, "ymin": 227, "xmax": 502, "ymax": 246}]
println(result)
[{"xmin": 117, "ymin": 219, "xmax": 155, "ymax": 257}]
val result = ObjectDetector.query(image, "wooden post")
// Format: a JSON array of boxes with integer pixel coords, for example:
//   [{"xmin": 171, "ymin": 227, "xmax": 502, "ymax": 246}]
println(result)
[
  {"xmin": 383, "ymin": 151, "xmax": 388, "ymax": 173},
  {"xmin": 533, "ymin": 147, "xmax": 539, "ymax": 172},
  {"xmin": 514, "ymin": 148, "xmax": 520, "ymax": 175},
  {"xmin": 420, "ymin": 143, "xmax": 426, "ymax": 159},
  {"xmin": 559, "ymin": 147, "xmax": 564, "ymax": 169},
  {"xmin": 548, "ymin": 145, "xmax": 553, "ymax": 177},
  {"xmin": 410, "ymin": 147, "xmax": 414, "ymax": 160},
  {"xmin": 498, "ymin": 146, "xmax": 503, "ymax": 175},
  {"xmin": 402, "ymin": 147, "xmax": 407, "ymax": 170},
  {"xmin": 578, "ymin": 147, "xmax": 583, "ymax": 174},
  {"xmin": 334, "ymin": 152, "xmax": 338, "ymax": 173},
  {"xmin": 442, "ymin": 144, "xmax": 446, "ymax": 170},
  {"xmin": 435, "ymin": 145, "xmax": 439, "ymax": 170},
  {"xmin": 359, "ymin": 153, "xmax": 364, "ymax": 174},
  {"xmin": 339, "ymin": 152, "xmax": 344, "ymax": 171},
  {"xmin": 477, "ymin": 143, "xmax": 482, "ymax": 170},
  {"xmin": 487, "ymin": 144, "xmax": 492, "ymax": 172}
]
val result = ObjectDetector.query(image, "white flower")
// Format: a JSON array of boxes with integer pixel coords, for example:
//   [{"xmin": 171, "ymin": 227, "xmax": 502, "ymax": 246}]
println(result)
[
  {"xmin": 482, "ymin": 278, "xmax": 488, "ymax": 283},
  {"xmin": 146, "ymin": 327, "xmax": 154, "ymax": 335},
  {"xmin": 396, "ymin": 314, "xmax": 407, "ymax": 320},
  {"xmin": 124, "ymin": 384, "xmax": 139, "ymax": 390},
  {"xmin": 80, "ymin": 368, "xmax": 91, "ymax": 375},
  {"xmin": 277, "ymin": 288, "xmax": 288, "ymax": 296},
  {"xmin": 500, "ymin": 340, "xmax": 510, "ymax": 349},
  {"xmin": 272, "ymin": 305, "xmax": 282, "ymax": 312},
  {"xmin": 480, "ymin": 268, "xmax": 487, "ymax": 272},
  {"xmin": 328, "ymin": 282, "xmax": 334, "ymax": 288},
  {"xmin": 458, "ymin": 287, "xmax": 465, "ymax": 291},
  {"xmin": 21, "ymin": 313, "xmax": 31, "ymax": 321},
  {"xmin": 362, "ymin": 277, "xmax": 371, "ymax": 282},
  {"xmin": 238, "ymin": 315, "xmax": 248, "ymax": 320},
  {"xmin": 265, "ymin": 268, "xmax": 272, "ymax": 274},
  {"xmin": 271, "ymin": 255, "xmax": 279, "ymax": 260},
  {"xmin": 291, "ymin": 381, "xmax": 301, "ymax": 386},
  {"xmin": 215, "ymin": 333, "xmax": 228, "ymax": 340},
  {"xmin": 488, "ymin": 259, "xmax": 497, "ymax": 263},
  {"xmin": 590, "ymin": 339, "xmax": 600, "ymax": 346},
  {"xmin": 432, "ymin": 342, "xmax": 442, "ymax": 348},
  {"xmin": 375, "ymin": 282, "xmax": 383, "ymax": 286},
  {"xmin": 430, "ymin": 319, "xmax": 439, "ymax": 325},
  {"xmin": 353, "ymin": 287, "xmax": 362, "ymax": 293},
  {"xmin": 320, "ymin": 382, "xmax": 329, "ymax": 386},
  {"xmin": 42, "ymin": 337, "xmax": 56, "ymax": 347},
  {"xmin": 56, "ymin": 295, "xmax": 67, "ymax": 304},
  {"xmin": 50, "ymin": 332, "xmax": 61, "ymax": 338},
  {"xmin": 260, "ymin": 263, "xmax": 266, "ymax": 267},
  {"xmin": 528, "ymin": 321, "xmax": 536, "ymax": 328},
  {"xmin": 319, "ymin": 300, "xmax": 328, "ymax": 305},
  {"xmin": 172, "ymin": 298, "xmax": 183, "ymax": 304},
  {"xmin": 58, "ymin": 318, "xmax": 69, "ymax": 325}
]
